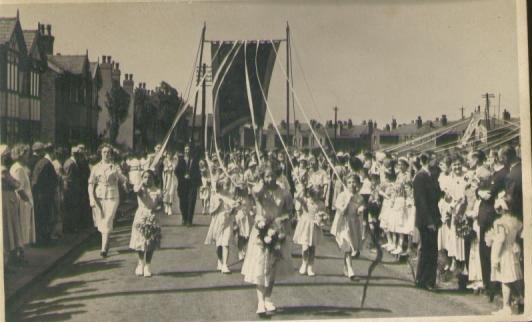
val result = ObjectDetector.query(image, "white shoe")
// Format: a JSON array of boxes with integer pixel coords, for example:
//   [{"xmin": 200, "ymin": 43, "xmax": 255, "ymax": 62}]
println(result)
[
  {"xmin": 135, "ymin": 262, "xmax": 144, "ymax": 276},
  {"xmin": 307, "ymin": 265, "xmax": 315, "ymax": 276},
  {"xmin": 217, "ymin": 261, "xmax": 222, "ymax": 271},
  {"xmin": 256, "ymin": 302, "xmax": 266, "ymax": 315},
  {"xmin": 391, "ymin": 247, "xmax": 403, "ymax": 255},
  {"xmin": 347, "ymin": 267, "xmax": 355, "ymax": 279},
  {"xmin": 299, "ymin": 262, "xmax": 307, "ymax": 275},
  {"xmin": 264, "ymin": 299, "xmax": 276, "ymax": 312},
  {"xmin": 143, "ymin": 264, "xmax": 152, "ymax": 277},
  {"xmin": 221, "ymin": 265, "xmax": 231, "ymax": 274}
]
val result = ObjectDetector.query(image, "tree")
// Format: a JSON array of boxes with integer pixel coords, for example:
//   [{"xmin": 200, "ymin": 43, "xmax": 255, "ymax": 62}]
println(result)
[{"xmin": 106, "ymin": 83, "xmax": 131, "ymax": 144}]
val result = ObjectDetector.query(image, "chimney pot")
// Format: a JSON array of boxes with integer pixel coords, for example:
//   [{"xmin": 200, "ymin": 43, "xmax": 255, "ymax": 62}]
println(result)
[
  {"xmin": 46, "ymin": 24, "xmax": 52, "ymax": 35},
  {"xmin": 115, "ymin": 63, "xmax": 120, "ymax": 70},
  {"xmin": 129, "ymin": 74, "xmax": 133, "ymax": 80},
  {"xmin": 108, "ymin": 56, "xmax": 112, "ymax": 63}
]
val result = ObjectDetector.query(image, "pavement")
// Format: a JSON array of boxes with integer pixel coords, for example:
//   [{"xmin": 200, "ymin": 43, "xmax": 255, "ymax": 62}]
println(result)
[{"xmin": 4, "ymin": 206, "xmax": 506, "ymax": 322}]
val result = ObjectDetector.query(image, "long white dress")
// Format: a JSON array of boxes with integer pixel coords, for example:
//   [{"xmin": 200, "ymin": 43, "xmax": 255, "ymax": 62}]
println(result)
[
  {"xmin": 162, "ymin": 158, "xmax": 180, "ymax": 216},
  {"xmin": 446, "ymin": 173, "xmax": 468, "ymax": 261},
  {"xmin": 10, "ymin": 162, "xmax": 36, "ymax": 245},
  {"xmin": 330, "ymin": 190, "xmax": 364, "ymax": 253},
  {"xmin": 242, "ymin": 183, "xmax": 294, "ymax": 287}
]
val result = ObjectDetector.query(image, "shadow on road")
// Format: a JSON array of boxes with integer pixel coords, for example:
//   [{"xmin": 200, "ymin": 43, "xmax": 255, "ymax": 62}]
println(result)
[{"xmin": 274, "ymin": 305, "xmax": 392, "ymax": 317}]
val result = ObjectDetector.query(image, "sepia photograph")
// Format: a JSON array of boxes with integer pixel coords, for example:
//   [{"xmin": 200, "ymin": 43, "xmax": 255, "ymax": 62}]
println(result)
[{"xmin": 0, "ymin": 0, "xmax": 531, "ymax": 321}]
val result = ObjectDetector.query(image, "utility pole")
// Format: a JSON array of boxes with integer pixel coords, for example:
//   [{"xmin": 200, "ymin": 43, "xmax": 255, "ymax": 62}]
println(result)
[
  {"xmin": 200, "ymin": 63, "xmax": 207, "ymax": 152},
  {"xmin": 481, "ymin": 92, "xmax": 495, "ymax": 130},
  {"xmin": 498, "ymin": 93, "xmax": 501, "ymax": 126},
  {"xmin": 191, "ymin": 22, "xmax": 206, "ymax": 148},
  {"xmin": 286, "ymin": 22, "xmax": 291, "ymax": 147},
  {"xmin": 460, "ymin": 106, "xmax": 465, "ymax": 120},
  {"xmin": 333, "ymin": 106, "xmax": 338, "ymax": 150}
]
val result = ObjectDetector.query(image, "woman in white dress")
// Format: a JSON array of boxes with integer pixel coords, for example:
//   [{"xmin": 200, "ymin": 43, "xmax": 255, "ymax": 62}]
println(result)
[
  {"xmin": 241, "ymin": 163, "xmax": 294, "ymax": 315},
  {"xmin": 88, "ymin": 144, "xmax": 128, "ymax": 257},
  {"xmin": 129, "ymin": 170, "xmax": 163, "ymax": 277},
  {"xmin": 330, "ymin": 173, "xmax": 365, "ymax": 279},
  {"xmin": 10, "ymin": 144, "xmax": 36, "ymax": 246}
]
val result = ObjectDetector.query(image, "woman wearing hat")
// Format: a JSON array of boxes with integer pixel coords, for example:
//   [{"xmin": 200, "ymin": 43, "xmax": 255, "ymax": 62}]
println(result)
[
  {"xmin": 10, "ymin": 144, "xmax": 36, "ymax": 247},
  {"xmin": 88, "ymin": 144, "xmax": 129, "ymax": 257}
]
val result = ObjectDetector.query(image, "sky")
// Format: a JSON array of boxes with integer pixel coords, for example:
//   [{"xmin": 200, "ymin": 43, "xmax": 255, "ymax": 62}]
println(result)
[{"xmin": 1, "ymin": 0, "xmax": 521, "ymax": 128}]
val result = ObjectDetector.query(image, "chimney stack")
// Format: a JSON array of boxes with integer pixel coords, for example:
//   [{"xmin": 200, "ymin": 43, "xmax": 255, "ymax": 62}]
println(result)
[
  {"xmin": 38, "ymin": 22, "xmax": 55, "ymax": 55},
  {"xmin": 441, "ymin": 114, "xmax": 447, "ymax": 126},
  {"xmin": 391, "ymin": 118, "xmax": 397, "ymax": 130},
  {"xmin": 416, "ymin": 116, "xmax": 422, "ymax": 129}
]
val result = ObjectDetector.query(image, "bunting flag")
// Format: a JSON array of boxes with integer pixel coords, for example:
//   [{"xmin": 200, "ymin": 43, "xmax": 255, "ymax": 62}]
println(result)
[{"xmin": 211, "ymin": 41, "xmax": 280, "ymax": 137}]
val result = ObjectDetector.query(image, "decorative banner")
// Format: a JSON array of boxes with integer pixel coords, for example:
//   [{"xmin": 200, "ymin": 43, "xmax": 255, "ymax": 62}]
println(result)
[{"xmin": 211, "ymin": 41, "xmax": 280, "ymax": 137}]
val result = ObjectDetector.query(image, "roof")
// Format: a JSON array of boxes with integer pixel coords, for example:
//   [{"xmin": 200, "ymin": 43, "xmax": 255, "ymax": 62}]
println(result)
[
  {"xmin": 89, "ymin": 62, "xmax": 99, "ymax": 79},
  {"xmin": 0, "ymin": 17, "xmax": 17, "ymax": 44},
  {"xmin": 47, "ymin": 54, "xmax": 87, "ymax": 74},
  {"xmin": 22, "ymin": 30, "xmax": 37, "ymax": 51},
  {"xmin": 380, "ymin": 119, "xmax": 468, "ymax": 137}
]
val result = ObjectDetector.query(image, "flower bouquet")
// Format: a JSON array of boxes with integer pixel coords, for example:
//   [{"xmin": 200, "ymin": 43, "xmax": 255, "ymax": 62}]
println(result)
[
  {"xmin": 135, "ymin": 215, "xmax": 162, "ymax": 252},
  {"xmin": 454, "ymin": 213, "xmax": 473, "ymax": 238},
  {"xmin": 255, "ymin": 217, "xmax": 286, "ymax": 258},
  {"xmin": 315, "ymin": 211, "xmax": 329, "ymax": 229}
]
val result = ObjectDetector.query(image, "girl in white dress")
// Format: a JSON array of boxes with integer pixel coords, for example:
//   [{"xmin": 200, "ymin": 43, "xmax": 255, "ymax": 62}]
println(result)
[
  {"xmin": 10, "ymin": 144, "xmax": 36, "ymax": 246},
  {"xmin": 234, "ymin": 186, "xmax": 255, "ymax": 260},
  {"xmin": 199, "ymin": 159, "xmax": 211, "ymax": 215},
  {"xmin": 330, "ymin": 173, "xmax": 365, "ymax": 279},
  {"xmin": 389, "ymin": 158, "xmax": 411, "ymax": 255},
  {"xmin": 438, "ymin": 157, "xmax": 453, "ymax": 261},
  {"xmin": 293, "ymin": 183, "xmax": 325, "ymax": 276},
  {"xmin": 379, "ymin": 164, "xmax": 396, "ymax": 252},
  {"xmin": 487, "ymin": 192, "xmax": 523, "ymax": 315},
  {"xmin": 129, "ymin": 170, "xmax": 163, "ymax": 277},
  {"xmin": 204, "ymin": 175, "xmax": 239, "ymax": 274},
  {"xmin": 241, "ymin": 163, "xmax": 294, "ymax": 315}
]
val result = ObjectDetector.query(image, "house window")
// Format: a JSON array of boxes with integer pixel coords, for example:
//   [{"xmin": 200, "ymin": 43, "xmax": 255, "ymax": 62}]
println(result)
[
  {"xmin": 7, "ymin": 52, "xmax": 19, "ymax": 92},
  {"xmin": 30, "ymin": 71, "xmax": 40, "ymax": 97}
]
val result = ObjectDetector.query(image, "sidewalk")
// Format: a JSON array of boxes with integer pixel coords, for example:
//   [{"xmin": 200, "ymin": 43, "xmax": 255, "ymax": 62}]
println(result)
[{"xmin": 4, "ymin": 199, "xmax": 137, "ymax": 304}]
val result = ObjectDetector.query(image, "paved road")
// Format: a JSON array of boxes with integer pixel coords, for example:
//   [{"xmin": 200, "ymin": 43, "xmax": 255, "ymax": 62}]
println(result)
[{"xmin": 7, "ymin": 211, "xmax": 499, "ymax": 322}]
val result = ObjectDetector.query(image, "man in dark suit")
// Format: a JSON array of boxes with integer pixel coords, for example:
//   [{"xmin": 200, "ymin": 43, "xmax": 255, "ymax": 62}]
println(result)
[
  {"xmin": 31, "ymin": 142, "xmax": 58, "ymax": 245},
  {"xmin": 500, "ymin": 145, "xmax": 522, "ymax": 221},
  {"xmin": 175, "ymin": 144, "xmax": 201, "ymax": 226},
  {"xmin": 76, "ymin": 145, "xmax": 93, "ymax": 229},
  {"xmin": 63, "ymin": 146, "xmax": 82, "ymax": 233},
  {"xmin": 413, "ymin": 153, "xmax": 441, "ymax": 290}
]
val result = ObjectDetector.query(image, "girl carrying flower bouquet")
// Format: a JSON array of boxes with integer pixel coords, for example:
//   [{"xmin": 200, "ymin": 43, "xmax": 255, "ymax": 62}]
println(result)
[
  {"xmin": 204, "ymin": 175, "xmax": 239, "ymax": 274},
  {"xmin": 129, "ymin": 170, "xmax": 163, "ymax": 277},
  {"xmin": 292, "ymin": 182, "xmax": 327, "ymax": 276},
  {"xmin": 330, "ymin": 173, "xmax": 365, "ymax": 279},
  {"xmin": 241, "ymin": 162, "xmax": 294, "ymax": 315}
]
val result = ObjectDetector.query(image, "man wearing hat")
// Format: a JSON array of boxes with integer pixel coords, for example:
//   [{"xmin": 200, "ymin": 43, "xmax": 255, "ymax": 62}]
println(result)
[
  {"xmin": 31, "ymin": 142, "xmax": 58, "ymax": 245},
  {"xmin": 63, "ymin": 145, "xmax": 83, "ymax": 233}
]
